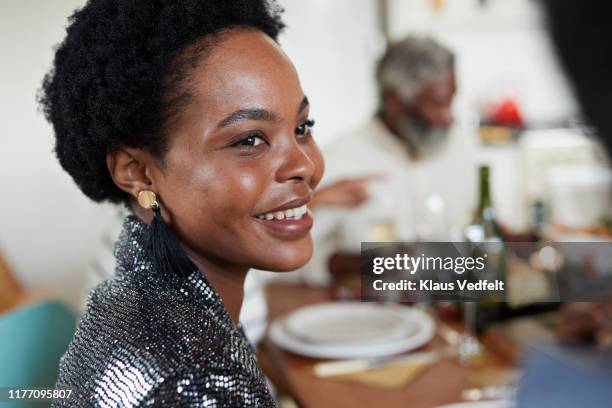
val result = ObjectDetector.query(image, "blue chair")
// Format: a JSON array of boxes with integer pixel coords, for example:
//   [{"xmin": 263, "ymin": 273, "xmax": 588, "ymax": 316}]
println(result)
[{"xmin": 0, "ymin": 301, "xmax": 76, "ymax": 407}]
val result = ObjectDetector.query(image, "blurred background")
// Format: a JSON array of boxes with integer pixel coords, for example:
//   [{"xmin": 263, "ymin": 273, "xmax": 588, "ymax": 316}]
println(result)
[{"xmin": 1, "ymin": 0, "xmax": 611, "ymax": 407}]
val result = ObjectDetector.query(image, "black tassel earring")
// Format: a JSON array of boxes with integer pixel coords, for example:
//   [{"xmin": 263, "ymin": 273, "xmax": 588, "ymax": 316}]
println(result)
[{"xmin": 137, "ymin": 190, "xmax": 196, "ymax": 277}]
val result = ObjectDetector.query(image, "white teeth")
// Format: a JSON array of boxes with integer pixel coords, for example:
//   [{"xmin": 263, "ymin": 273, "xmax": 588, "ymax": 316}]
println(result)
[{"xmin": 257, "ymin": 204, "xmax": 309, "ymax": 221}]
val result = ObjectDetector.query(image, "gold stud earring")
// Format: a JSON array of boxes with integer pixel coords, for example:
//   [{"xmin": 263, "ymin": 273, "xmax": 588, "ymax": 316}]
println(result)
[{"xmin": 137, "ymin": 190, "xmax": 159, "ymax": 210}]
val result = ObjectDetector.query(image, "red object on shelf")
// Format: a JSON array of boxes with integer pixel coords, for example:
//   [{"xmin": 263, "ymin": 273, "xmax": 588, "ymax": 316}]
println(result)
[{"xmin": 489, "ymin": 97, "xmax": 524, "ymax": 128}]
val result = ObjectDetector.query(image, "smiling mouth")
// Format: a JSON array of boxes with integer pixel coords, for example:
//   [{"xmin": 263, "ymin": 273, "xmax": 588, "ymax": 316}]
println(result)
[
  {"xmin": 253, "ymin": 202, "xmax": 313, "ymax": 240},
  {"xmin": 255, "ymin": 204, "xmax": 309, "ymax": 221}
]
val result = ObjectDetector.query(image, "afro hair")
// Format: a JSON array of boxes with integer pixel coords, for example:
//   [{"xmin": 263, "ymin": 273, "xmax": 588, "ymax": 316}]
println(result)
[{"xmin": 40, "ymin": 0, "xmax": 285, "ymax": 204}]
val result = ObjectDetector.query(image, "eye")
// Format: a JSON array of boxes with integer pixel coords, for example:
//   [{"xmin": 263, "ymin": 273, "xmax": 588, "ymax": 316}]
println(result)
[
  {"xmin": 233, "ymin": 134, "xmax": 266, "ymax": 147},
  {"xmin": 295, "ymin": 119, "xmax": 315, "ymax": 136}
]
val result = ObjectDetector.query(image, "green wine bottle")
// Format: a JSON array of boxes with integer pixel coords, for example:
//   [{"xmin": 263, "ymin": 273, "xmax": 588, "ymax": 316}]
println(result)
[
  {"xmin": 463, "ymin": 164, "xmax": 507, "ymax": 334},
  {"xmin": 465, "ymin": 165, "xmax": 503, "ymax": 242}
]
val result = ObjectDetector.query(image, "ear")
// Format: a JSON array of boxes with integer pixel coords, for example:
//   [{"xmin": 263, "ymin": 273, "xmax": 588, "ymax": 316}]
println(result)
[{"xmin": 106, "ymin": 148, "xmax": 158, "ymax": 201}]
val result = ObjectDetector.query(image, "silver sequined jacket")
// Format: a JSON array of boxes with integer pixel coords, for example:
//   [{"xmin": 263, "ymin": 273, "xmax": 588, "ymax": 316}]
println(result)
[{"xmin": 52, "ymin": 215, "xmax": 276, "ymax": 407}]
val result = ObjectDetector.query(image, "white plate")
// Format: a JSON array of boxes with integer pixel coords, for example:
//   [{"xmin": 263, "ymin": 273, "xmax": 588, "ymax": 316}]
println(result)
[
  {"xmin": 283, "ymin": 302, "xmax": 413, "ymax": 346},
  {"xmin": 269, "ymin": 302, "xmax": 435, "ymax": 359}
]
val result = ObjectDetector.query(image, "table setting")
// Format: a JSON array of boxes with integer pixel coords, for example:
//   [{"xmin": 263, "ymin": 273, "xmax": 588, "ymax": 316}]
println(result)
[{"xmin": 260, "ymin": 282, "xmax": 521, "ymax": 408}]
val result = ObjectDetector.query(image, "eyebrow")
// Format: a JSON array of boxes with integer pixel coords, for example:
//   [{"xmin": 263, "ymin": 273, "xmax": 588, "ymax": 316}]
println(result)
[
  {"xmin": 297, "ymin": 96, "xmax": 309, "ymax": 115},
  {"xmin": 216, "ymin": 96, "xmax": 310, "ymax": 129}
]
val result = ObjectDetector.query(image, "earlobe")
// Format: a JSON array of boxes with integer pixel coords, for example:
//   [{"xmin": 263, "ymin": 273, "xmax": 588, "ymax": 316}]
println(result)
[{"xmin": 106, "ymin": 148, "xmax": 155, "ymax": 200}]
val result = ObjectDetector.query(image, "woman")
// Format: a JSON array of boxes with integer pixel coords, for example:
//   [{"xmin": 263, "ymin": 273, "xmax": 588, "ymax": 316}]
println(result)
[{"xmin": 40, "ymin": 0, "xmax": 323, "ymax": 406}]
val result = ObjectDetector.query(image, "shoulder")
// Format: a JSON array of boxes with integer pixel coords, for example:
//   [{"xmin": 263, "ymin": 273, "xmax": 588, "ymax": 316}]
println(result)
[
  {"xmin": 55, "ymin": 277, "xmax": 231, "ymax": 398},
  {"xmin": 71, "ymin": 274, "xmax": 232, "ymax": 357},
  {"xmin": 139, "ymin": 365, "xmax": 275, "ymax": 407},
  {"xmin": 54, "ymin": 352, "xmax": 274, "ymax": 407},
  {"xmin": 55, "ymin": 290, "xmax": 273, "ymax": 406}
]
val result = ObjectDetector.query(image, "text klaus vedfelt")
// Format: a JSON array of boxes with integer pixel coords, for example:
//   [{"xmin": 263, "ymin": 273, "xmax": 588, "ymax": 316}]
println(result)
[{"xmin": 370, "ymin": 254, "xmax": 505, "ymax": 292}]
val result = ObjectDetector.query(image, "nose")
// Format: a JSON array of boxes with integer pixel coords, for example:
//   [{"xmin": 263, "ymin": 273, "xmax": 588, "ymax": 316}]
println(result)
[{"xmin": 275, "ymin": 138, "xmax": 316, "ymax": 185}]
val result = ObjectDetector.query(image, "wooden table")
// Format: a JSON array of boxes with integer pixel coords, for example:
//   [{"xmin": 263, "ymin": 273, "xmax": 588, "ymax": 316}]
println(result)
[{"xmin": 258, "ymin": 282, "xmax": 517, "ymax": 408}]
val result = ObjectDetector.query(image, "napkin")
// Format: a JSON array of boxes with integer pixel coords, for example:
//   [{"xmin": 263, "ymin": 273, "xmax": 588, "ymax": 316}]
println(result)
[{"xmin": 331, "ymin": 359, "xmax": 434, "ymax": 389}]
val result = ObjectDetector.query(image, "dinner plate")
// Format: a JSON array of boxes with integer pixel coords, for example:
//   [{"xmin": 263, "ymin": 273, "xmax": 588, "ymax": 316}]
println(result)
[
  {"xmin": 283, "ymin": 302, "xmax": 413, "ymax": 345},
  {"xmin": 269, "ymin": 302, "xmax": 434, "ymax": 359}
]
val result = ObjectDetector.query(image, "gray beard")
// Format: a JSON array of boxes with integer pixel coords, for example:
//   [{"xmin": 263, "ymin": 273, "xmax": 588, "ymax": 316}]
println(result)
[{"xmin": 396, "ymin": 114, "xmax": 449, "ymax": 160}]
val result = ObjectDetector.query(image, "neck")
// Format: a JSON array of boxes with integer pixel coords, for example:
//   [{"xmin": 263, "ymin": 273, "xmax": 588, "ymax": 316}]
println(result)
[
  {"xmin": 183, "ymin": 247, "xmax": 249, "ymax": 324},
  {"xmin": 129, "ymin": 201, "xmax": 248, "ymax": 324}
]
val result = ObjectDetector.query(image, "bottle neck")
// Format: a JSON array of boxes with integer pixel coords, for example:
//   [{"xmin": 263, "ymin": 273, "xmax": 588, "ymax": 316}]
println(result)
[{"xmin": 478, "ymin": 167, "xmax": 492, "ymax": 211}]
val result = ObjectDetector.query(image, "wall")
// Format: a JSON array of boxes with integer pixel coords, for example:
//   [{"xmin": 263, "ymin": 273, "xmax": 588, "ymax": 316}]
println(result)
[
  {"xmin": 279, "ymin": 0, "xmax": 383, "ymax": 148},
  {"xmin": 0, "ymin": 0, "xmax": 118, "ymax": 309},
  {"xmin": 387, "ymin": 0, "xmax": 577, "ymax": 124}
]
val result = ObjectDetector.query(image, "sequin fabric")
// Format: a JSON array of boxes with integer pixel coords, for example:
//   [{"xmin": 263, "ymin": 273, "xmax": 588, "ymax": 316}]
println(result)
[{"xmin": 52, "ymin": 215, "xmax": 276, "ymax": 407}]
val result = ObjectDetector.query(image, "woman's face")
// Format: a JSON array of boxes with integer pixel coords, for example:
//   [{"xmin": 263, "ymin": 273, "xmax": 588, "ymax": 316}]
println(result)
[{"xmin": 149, "ymin": 29, "xmax": 324, "ymax": 272}]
